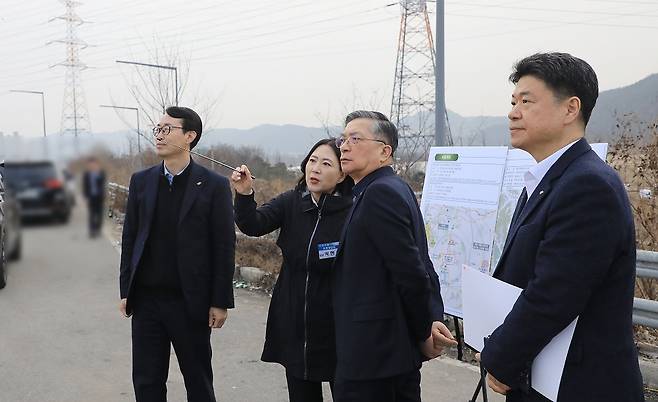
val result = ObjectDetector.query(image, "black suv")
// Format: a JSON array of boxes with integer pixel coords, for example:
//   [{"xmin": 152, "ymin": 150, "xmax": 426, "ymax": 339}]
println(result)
[
  {"xmin": 1, "ymin": 162, "xmax": 22, "ymax": 289},
  {"xmin": 2, "ymin": 161, "xmax": 73, "ymax": 223}
]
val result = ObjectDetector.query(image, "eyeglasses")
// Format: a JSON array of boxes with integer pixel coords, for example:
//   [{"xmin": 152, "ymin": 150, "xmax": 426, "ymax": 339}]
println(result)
[
  {"xmin": 335, "ymin": 136, "xmax": 388, "ymax": 148},
  {"xmin": 152, "ymin": 125, "xmax": 184, "ymax": 137}
]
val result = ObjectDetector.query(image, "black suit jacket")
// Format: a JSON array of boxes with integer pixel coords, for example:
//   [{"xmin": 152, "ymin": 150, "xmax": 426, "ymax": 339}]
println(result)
[
  {"xmin": 481, "ymin": 138, "xmax": 644, "ymax": 401},
  {"xmin": 119, "ymin": 159, "xmax": 236, "ymax": 322},
  {"xmin": 83, "ymin": 170, "xmax": 106, "ymax": 201},
  {"xmin": 332, "ymin": 166, "xmax": 444, "ymax": 381}
]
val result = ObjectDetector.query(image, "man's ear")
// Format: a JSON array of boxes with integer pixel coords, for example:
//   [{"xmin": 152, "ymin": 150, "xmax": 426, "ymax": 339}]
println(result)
[
  {"xmin": 186, "ymin": 131, "xmax": 198, "ymax": 145},
  {"xmin": 564, "ymin": 96, "xmax": 582, "ymax": 126},
  {"xmin": 381, "ymin": 144, "xmax": 393, "ymax": 162}
]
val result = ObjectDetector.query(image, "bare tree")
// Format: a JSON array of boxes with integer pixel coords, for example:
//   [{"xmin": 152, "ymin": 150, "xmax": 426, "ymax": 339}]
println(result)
[
  {"xmin": 115, "ymin": 37, "xmax": 222, "ymax": 139},
  {"xmin": 316, "ymin": 85, "xmax": 387, "ymax": 138}
]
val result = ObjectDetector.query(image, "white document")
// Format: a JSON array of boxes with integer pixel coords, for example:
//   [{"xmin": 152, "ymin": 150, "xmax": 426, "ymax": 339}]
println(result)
[
  {"xmin": 591, "ymin": 142, "xmax": 608, "ymax": 161},
  {"xmin": 462, "ymin": 266, "xmax": 578, "ymax": 402}
]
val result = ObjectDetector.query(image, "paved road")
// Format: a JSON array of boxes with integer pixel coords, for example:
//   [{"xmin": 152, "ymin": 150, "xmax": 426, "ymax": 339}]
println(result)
[{"xmin": 0, "ymin": 204, "xmax": 502, "ymax": 401}]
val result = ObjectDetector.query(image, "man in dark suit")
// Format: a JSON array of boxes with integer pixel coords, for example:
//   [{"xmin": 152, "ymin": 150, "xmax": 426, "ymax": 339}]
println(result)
[
  {"xmin": 332, "ymin": 110, "xmax": 456, "ymax": 402},
  {"xmin": 82, "ymin": 156, "xmax": 106, "ymax": 238},
  {"xmin": 480, "ymin": 53, "xmax": 644, "ymax": 401},
  {"xmin": 119, "ymin": 106, "xmax": 235, "ymax": 402}
]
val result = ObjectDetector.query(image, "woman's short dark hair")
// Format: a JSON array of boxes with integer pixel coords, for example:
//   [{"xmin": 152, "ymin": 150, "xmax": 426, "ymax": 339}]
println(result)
[
  {"xmin": 295, "ymin": 138, "xmax": 354, "ymax": 195},
  {"xmin": 165, "ymin": 106, "xmax": 203, "ymax": 150},
  {"xmin": 509, "ymin": 52, "xmax": 599, "ymax": 126}
]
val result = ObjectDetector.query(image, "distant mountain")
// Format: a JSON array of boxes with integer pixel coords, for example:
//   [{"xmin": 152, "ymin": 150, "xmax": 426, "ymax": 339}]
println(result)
[
  {"xmin": 587, "ymin": 74, "xmax": 658, "ymax": 143},
  {"xmin": 3, "ymin": 73, "xmax": 656, "ymax": 162},
  {"xmin": 202, "ymin": 124, "xmax": 333, "ymax": 163},
  {"xmin": 446, "ymin": 111, "xmax": 509, "ymax": 146},
  {"xmin": 444, "ymin": 73, "xmax": 658, "ymax": 146}
]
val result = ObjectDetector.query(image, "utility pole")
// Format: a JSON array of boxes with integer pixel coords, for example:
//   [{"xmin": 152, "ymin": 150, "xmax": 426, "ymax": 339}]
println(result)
[
  {"xmin": 435, "ymin": 0, "xmax": 446, "ymax": 147},
  {"xmin": 116, "ymin": 60, "xmax": 179, "ymax": 107},
  {"xmin": 99, "ymin": 105, "xmax": 142, "ymax": 154},
  {"xmin": 10, "ymin": 90, "xmax": 48, "ymax": 158}
]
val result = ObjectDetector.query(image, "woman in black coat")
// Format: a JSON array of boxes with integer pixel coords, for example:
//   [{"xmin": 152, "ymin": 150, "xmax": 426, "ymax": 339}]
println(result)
[{"xmin": 230, "ymin": 138, "xmax": 354, "ymax": 402}]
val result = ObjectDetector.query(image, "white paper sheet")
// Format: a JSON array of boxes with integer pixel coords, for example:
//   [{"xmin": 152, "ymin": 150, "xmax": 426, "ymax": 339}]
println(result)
[{"xmin": 462, "ymin": 265, "xmax": 578, "ymax": 402}]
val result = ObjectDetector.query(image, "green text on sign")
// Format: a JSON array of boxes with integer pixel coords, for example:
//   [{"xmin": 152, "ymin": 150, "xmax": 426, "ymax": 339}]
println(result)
[{"xmin": 435, "ymin": 153, "xmax": 459, "ymax": 161}]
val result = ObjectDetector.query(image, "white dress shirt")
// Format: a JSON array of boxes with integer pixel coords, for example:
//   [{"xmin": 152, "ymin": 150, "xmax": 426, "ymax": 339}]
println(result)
[
  {"xmin": 523, "ymin": 139, "xmax": 579, "ymax": 199},
  {"xmin": 163, "ymin": 159, "xmax": 191, "ymax": 185}
]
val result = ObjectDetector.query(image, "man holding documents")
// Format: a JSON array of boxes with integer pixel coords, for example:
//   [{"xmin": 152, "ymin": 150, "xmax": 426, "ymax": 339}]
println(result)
[
  {"xmin": 332, "ymin": 111, "xmax": 456, "ymax": 401},
  {"xmin": 480, "ymin": 53, "xmax": 644, "ymax": 401}
]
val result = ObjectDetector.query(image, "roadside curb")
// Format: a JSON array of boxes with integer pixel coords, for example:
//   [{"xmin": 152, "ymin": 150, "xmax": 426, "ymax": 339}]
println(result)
[
  {"xmin": 640, "ymin": 357, "xmax": 658, "ymax": 389},
  {"xmin": 233, "ymin": 266, "xmax": 277, "ymax": 294}
]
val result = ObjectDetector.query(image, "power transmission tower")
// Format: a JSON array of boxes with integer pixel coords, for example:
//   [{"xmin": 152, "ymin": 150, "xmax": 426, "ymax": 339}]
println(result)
[
  {"xmin": 391, "ymin": 0, "xmax": 452, "ymax": 173},
  {"xmin": 50, "ymin": 0, "xmax": 91, "ymax": 153}
]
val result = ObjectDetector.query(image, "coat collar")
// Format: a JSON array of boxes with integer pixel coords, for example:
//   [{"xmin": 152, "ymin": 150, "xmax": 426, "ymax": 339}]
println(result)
[
  {"xmin": 493, "ymin": 137, "xmax": 592, "ymax": 276},
  {"xmin": 335, "ymin": 166, "xmax": 395, "ymax": 260},
  {"xmin": 178, "ymin": 158, "xmax": 208, "ymax": 225},
  {"xmin": 352, "ymin": 166, "xmax": 395, "ymax": 198},
  {"xmin": 299, "ymin": 189, "xmax": 353, "ymax": 214},
  {"xmin": 141, "ymin": 158, "xmax": 208, "ymax": 229},
  {"xmin": 142, "ymin": 164, "xmax": 162, "ymax": 230}
]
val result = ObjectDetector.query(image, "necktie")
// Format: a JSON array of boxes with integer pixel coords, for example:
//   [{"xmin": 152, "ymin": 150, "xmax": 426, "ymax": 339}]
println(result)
[
  {"xmin": 510, "ymin": 187, "xmax": 528, "ymax": 228},
  {"xmin": 165, "ymin": 172, "xmax": 174, "ymax": 186}
]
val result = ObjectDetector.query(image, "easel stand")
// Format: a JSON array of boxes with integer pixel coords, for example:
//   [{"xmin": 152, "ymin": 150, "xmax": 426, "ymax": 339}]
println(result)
[
  {"xmin": 468, "ymin": 337, "xmax": 489, "ymax": 402},
  {"xmin": 453, "ymin": 316, "xmax": 463, "ymax": 361},
  {"xmin": 469, "ymin": 360, "xmax": 488, "ymax": 401},
  {"xmin": 447, "ymin": 316, "xmax": 488, "ymax": 401}
]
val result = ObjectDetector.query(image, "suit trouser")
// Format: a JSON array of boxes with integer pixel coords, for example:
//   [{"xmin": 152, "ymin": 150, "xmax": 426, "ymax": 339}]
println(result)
[
  {"xmin": 131, "ymin": 293, "xmax": 215, "ymax": 402},
  {"xmin": 333, "ymin": 369, "xmax": 421, "ymax": 402},
  {"xmin": 285, "ymin": 369, "xmax": 334, "ymax": 402},
  {"xmin": 505, "ymin": 389, "xmax": 550, "ymax": 402},
  {"xmin": 87, "ymin": 197, "xmax": 103, "ymax": 234}
]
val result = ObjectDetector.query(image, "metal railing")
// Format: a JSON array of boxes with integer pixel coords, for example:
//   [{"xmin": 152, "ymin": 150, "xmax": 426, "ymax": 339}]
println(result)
[
  {"xmin": 108, "ymin": 182, "xmax": 658, "ymax": 327},
  {"xmin": 107, "ymin": 182, "xmax": 129, "ymax": 221},
  {"xmin": 634, "ymin": 250, "xmax": 658, "ymax": 328}
]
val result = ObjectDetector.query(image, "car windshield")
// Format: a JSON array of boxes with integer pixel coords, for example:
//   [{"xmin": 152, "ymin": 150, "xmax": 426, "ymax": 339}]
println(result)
[{"xmin": 3, "ymin": 163, "xmax": 57, "ymax": 189}]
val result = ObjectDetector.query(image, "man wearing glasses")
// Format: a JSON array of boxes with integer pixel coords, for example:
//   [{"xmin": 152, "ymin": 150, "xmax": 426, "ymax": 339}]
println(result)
[
  {"xmin": 331, "ymin": 111, "xmax": 456, "ymax": 401},
  {"xmin": 119, "ymin": 106, "xmax": 235, "ymax": 402}
]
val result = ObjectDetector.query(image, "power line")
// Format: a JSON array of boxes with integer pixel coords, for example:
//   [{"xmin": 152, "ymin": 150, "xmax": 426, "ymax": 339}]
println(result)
[
  {"xmin": 1, "ymin": 1, "xmax": 394, "ymax": 75},
  {"xmin": 0, "ymin": 0, "xmax": 319, "ymax": 71},
  {"xmin": 445, "ymin": 1, "xmax": 658, "ymax": 18},
  {"xmin": 446, "ymin": 11, "xmax": 658, "ymax": 29},
  {"xmin": 448, "ymin": 3, "xmax": 658, "ymax": 41},
  {"xmin": 0, "ymin": 14, "xmax": 399, "ymax": 91},
  {"xmin": 192, "ymin": 15, "xmax": 398, "ymax": 63}
]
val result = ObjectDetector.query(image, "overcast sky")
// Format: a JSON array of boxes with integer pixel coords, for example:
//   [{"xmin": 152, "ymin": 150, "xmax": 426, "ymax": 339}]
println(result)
[{"xmin": 1, "ymin": 0, "xmax": 658, "ymax": 138}]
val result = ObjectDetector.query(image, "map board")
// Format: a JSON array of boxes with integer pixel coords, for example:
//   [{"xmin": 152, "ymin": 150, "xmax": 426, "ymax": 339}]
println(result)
[{"xmin": 421, "ymin": 143, "xmax": 609, "ymax": 318}]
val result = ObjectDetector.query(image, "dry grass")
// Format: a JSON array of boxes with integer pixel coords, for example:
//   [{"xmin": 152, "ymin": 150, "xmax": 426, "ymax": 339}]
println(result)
[
  {"xmin": 97, "ymin": 146, "xmax": 297, "ymax": 279},
  {"xmin": 609, "ymin": 117, "xmax": 658, "ymax": 346},
  {"xmin": 236, "ymin": 235, "xmax": 282, "ymax": 274}
]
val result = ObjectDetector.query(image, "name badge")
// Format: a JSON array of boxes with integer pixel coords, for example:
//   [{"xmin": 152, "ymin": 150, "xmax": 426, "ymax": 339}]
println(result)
[{"xmin": 318, "ymin": 242, "xmax": 339, "ymax": 260}]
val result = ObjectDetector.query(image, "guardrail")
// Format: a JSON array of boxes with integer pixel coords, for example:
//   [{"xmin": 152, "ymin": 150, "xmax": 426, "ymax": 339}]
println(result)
[
  {"xmin": 108, "ymin": 182, "xmax": 658, "ymax": 327},
  {"xmin": 107, "ymin": 182, "xmax": 129, "ymax": 221},
  {"xmin": 634, "ymin": 250, "xmax": 658, "ymax": 328}
]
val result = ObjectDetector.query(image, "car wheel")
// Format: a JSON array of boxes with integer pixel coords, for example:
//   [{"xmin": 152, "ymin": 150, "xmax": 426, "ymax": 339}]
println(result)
[
  {"xmin": 0, "ymin": 244, "xmax": 7, "ymax": 290},
  {"xmin": 57, "ymin": 210, "xmax": 71, "ymax": 224},
  {"xmin": 9, "ymin": 236, "xmax": 21, "ymax": 261}
]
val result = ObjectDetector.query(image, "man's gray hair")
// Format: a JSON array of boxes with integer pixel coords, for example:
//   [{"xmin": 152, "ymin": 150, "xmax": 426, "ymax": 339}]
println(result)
[{"xmin": 344, "ymin": 110, "xmax": 398, "ymax": 155}]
